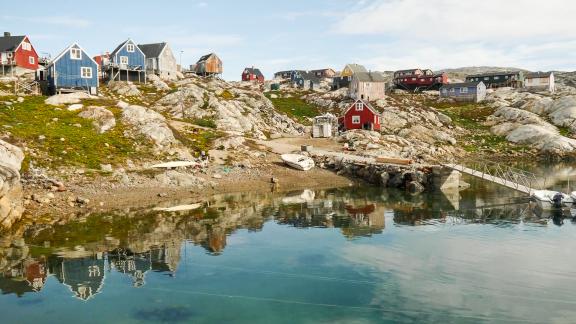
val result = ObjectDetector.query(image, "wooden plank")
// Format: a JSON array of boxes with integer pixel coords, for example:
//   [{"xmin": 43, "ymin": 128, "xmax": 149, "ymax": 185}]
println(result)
[{"xmin": 376, "ymin": 156, "xmax": 413, "ymax": 165}]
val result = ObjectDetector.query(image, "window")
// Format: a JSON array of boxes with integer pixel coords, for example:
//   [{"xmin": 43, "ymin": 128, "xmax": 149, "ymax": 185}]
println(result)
[
  {"xmin": 70, "ymin": 48, "xmax": 81, "ymax": 60},
  {"xmin": 411, "ymin": 77, "xmax": 416, "ymax": 81},
  {"xmin": 29, "ymin": 56, "xmax": 35, "ymax": 64},
  {"xmin": 505, "ymin": 75, "xmax": 509, "ymax": 79},
  {"xmin": 494, "ymin": 76, "xmax": 500, "ymax": 80},
  {"xmin": 460, "ymin": 87, "xmax": 468, "ymax": 93},
  {"xmin": 355, "ymin": 102, "xmax": 364, "ymax": 111},
  {"xmin": 120, "ymin": 56, "xmax": 128, "ymax": 65},
  {"xmin": 22, "ymin": 42, "xmax": 31, "ymax": 51},
  {"xmin": 484, "ymin": 77, "xmax": 489, "ymax": 81},
  {"xmin": 450, "ymin": 88, "xmax": 455, "ymax": 93},
  {"xmin": 126, "ymin": 44, "xmax": 135, "ymax": 52},
  {"xmin": 352, "ymin": 116, "xmax": 361, "ymax": 124},
  {"xmin": 81, "ymin": 67, "xmax": 92, "ymax": 78},
  {"xmin": 442, "ymin": 89, "xmax": 448, "ymax": 94}
]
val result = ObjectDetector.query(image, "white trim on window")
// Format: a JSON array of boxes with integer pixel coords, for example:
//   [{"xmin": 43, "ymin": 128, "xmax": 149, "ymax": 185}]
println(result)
[
  {"xmin": 29, "ymin": 56, "xmax": 35, "ymax": 64},
  {"xmin": 355, "ymin": 102, "xmax": 364, "ymax": 111},
  {"xmin": 70, "ymin": 48, "xmax": 81, "ymax": 60},
  {"xmin": 460, "ymin": 87, "xmax": 468, "ymax": 93},
  {"xmin": 126, "ymin": 44, "xmax": 135, "ymax": 52},
  {"xmin": 352, "ymin": 116, "xmax": 361, "ymax": 124},
  {"xmin": 120, "ymin": 56, "xmax": 128, "ymax": 65},
  {"xmin": 22, "ymin": 42, "xmax": 31, "ymax": 51},
  {"xmin": 81, "ymin": 67, "xmax": 93, "ymax": 79}
]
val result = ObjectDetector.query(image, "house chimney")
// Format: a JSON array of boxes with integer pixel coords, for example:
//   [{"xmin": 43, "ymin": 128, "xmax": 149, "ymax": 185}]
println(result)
[{"xmin": 3, "ymin": 32, "xmax": 10, "ymax": 37}]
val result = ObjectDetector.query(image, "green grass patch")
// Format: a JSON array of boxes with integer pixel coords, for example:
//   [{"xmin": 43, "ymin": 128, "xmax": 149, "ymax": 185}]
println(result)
[
  {"xmin": 264, "ymin": 92, "xmax": 320, "ymax": 125},
  {"xmin": 0, "ymin": 96, "xmax": 146, "ymax": 170},
  {"xmin": 191, "ymin": 118, "xmax": 217, "ymax": 129}
]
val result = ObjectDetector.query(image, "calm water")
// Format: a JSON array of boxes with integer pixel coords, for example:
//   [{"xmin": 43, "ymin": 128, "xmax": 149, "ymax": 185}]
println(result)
[{"xmin": 1, "ymin": 179, "xmax": 576, "ymax": 323}]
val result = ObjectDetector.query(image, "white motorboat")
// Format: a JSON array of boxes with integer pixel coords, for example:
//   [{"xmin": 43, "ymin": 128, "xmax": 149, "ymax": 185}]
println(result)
[
  {"xmin": 281, "ymin": 189, "xmax": 316, "ymax": 204},
  {"xmin": 280, "ymin": 154, "xmax": 315, "ymax": 171},
  {"xmin": 531, "ymin": 190, "xmax": 572, "ymax": 210}
]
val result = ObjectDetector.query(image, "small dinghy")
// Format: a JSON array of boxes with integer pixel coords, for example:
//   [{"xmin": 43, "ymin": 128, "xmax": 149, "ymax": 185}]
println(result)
[
  {"xmin": 153, "ymin": 203, "xmax": 203, "ymax": 212},
  {"xmin": 531, "ymin": 190, "xmax": 572, "ymax": 210},
  {"xmin": 280, "ymin": 154, "xmax": 315, "ymax": 171}
]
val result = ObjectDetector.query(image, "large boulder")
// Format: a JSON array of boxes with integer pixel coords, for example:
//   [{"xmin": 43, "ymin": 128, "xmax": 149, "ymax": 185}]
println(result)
[
  {"xmin": 121, "ymin": 104, "xmax": 177, "ymax": 147},
  {"xmin": 108, "ymin": 81, "xmax": 141, "ymax": 96},
  {"xmin": 78, "ymin": 106, "xmax": 116, "ymax": 133},
  {"xmin": 45, "ymin": 92, "xmax": 94, "ymax": 106},
  {"xmin": 147, "ymin": 74, "xmax": 171, "ymax": 91},
  {"xmin": 0, "ymin": 140, "xmax": 24, "ymax": 229}
]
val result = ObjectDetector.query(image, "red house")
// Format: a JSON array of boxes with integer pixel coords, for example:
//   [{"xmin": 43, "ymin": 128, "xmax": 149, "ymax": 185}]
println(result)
[
  {"xmin": 341, "ymin": 99, "xmax": 381, "ymax": 131},
  {"xmin": 242, "ymin": 67, "xmax": 264, "ymax": 83},
  {"xmin": 0, "ymin": 32, "xmax": 39, "ymax": 75}
]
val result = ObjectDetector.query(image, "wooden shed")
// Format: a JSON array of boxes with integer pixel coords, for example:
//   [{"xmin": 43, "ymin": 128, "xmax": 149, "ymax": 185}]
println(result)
[
  {"xmin": 195, "ymin": 53, "xmax": 222, "ymax": 77},
  {"xmin": 525, "ymin": 72, "xmax": 555, "ymax": 93},
  {"xmin": 341, "ymin": 99, "xmax": 381, "ymax": 131}
]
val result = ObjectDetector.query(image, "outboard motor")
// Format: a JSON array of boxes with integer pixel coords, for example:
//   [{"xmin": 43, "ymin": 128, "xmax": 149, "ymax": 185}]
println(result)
[{"xmin": 552, "ymin": 192, "xmax": 564, "ymax": 209}]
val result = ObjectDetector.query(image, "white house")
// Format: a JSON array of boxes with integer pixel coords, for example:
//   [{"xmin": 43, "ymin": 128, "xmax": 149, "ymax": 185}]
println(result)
[
  {"xmin": 138, "ymin": 42, "xmax": 178, "ymax": 80},
  {"xmin": 525, "ymin": 72, "xmax": 555, "ymax": 93}
]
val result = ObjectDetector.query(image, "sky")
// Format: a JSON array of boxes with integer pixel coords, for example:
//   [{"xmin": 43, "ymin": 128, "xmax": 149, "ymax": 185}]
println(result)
[{"xmin": 1, "ymin": 0, "xmax": 575, "ymax": 80}]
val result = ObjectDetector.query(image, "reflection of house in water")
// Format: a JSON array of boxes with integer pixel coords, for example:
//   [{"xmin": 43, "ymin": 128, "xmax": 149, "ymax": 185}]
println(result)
[
  {"xmin": 201, "ymin": 228, "xmax": 227, "ymax": 255},
  {"xmin": 109, "ymin": 249, "xmax": 153, "ymax": 287},
  {"xmin": 0, "ymin": 258, "xmax": 47, "ymax": 297},
  {"xmin": 50, "ymin": 255, "xmax": 106, "ymax": 301},
  {"xmin": 150, "ymin": 243, "xmax": 181, "ymax": 274},
  {"xmin": 277, "ymin": 193, "xmax": 386, "ymax": 238}
]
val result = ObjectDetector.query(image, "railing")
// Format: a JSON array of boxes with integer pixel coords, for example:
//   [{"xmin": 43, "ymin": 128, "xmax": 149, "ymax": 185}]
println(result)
[{"xmin": 444, "ymin": 159, "xmax": 543, "ymax": 194}]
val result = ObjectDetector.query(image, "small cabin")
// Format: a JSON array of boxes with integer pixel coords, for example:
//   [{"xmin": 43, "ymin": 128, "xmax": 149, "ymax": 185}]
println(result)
[
  {"xmin": 393, "ymin": 68, "xmax": 448, "ymax": 91},
  {"xmin": 294, "ymin": 71, "xmax": 321, "ymax": 90},
  {"xmin": 0, "ymin": 32, "xmax": 39, "ymax": 76},
  {"xmin": 341, "ymin": 99, "xmax": 381, "ymax": 131},
  {"xmin": 107, "ymin": 39, "xmax": 146, "ymax": 82},
  {"xmin": 465, "ymin": 71, "xmax": 524, "ymax": 88},
  {"xmin": 440, "ymin": 81, "xmax": 486, "ymax": 103},
  {"xmin": 312, "ymin": 113, "xmax": 337, "ymax": 138},
  {"xmin": 349, "ymin": 72, "xmax": 386, "ymax": 101},
  {"xmin": 138, "ymin": 42, "xmax": 178, "ymax": 80},
  {"xmin": 44, "ymin": 43, "xmax": 98, "ymax": 95},
  {"xmin": 242, "ymin": 67, "xmax": 264, "ymax": 83},
  {"xmin": 525, "ymin": 72, "xmax": 555, "ymax": 93},
  {"xmin": 195, "ymin": 53, "xmax": 222, "ymax": 77}
]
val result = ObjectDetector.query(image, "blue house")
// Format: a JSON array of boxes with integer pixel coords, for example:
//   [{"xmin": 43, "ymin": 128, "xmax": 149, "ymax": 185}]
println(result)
[
  {"xmin": 440, "ymin": 81, "xmax": 486, "ymax": 103},
  {"xmin": 45, "ymin": 43, "xmax": 98, "ymax": 95},
  {"xmin": 106, "ymin": 39, "xmax": 146, "ymax": 82}
]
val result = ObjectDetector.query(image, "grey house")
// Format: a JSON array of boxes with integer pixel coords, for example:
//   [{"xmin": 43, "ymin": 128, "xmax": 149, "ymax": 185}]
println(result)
[
  {"xmin": 440, "ymin": 81, "xmax": 486, "ymax": 103},
  {"xmin": 138, "ymin": 42, "xmax": 178, "ymax": 80}
]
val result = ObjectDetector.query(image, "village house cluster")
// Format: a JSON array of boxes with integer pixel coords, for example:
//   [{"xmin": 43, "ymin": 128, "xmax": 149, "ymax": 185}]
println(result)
[
  {"xmin": 0, "ymin": 32, "xmax": 224, "ymax": 95},
  {"xmin": 0, "ymin": 32, "xmax": 557, "ymax": 136}
]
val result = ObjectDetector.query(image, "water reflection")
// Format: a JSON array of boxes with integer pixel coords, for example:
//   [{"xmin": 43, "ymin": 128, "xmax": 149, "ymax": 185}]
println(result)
[{"xmin": 0, "ymin": 185, "xmax": 575, "ymax": 322}]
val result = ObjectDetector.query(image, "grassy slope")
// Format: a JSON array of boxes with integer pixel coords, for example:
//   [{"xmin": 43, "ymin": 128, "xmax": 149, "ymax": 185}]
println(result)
[
  {"xmin": 264, "ymin": 92, "xmax": 320, "ymax": 125},
  {"xmin": 0, "ymin": 95, "xmax": 145, "ymax": 170}
]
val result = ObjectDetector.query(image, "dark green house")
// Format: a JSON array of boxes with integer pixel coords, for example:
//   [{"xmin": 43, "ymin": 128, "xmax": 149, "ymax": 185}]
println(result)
[{"xmin": 465, "ymin": 71, "xmax": 524, "ymax": 88}]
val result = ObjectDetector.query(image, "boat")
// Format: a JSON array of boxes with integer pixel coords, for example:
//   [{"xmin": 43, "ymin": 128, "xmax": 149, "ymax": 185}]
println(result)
[
  {"xmin": 280, "ymin": 154, "xmax": 315, "ymax": 171},
  {"xmin": 281, "ymin": 189, "xmax": 315, "ymax": 204},
  {"xmin": 153, "ymin": 203, "xmax": 203, "ymax": 212},
  {"xmin": 150, "ymin": 161, "xmax": 198, "ymax": 169},
  {"xmin": 531, "ymin": 190, "xmax": 573, "ymax": 210}
]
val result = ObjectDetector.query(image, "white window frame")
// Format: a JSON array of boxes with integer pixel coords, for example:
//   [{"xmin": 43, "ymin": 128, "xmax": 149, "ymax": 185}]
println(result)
[
  {"xmin": 70, "ymin": 48, "xmax": 82, "ymax": 60},
  {"xmin": 29, "ymin": 56, "xmax": 35, "ymax": 64},
  {"xmin": 352, "ymin": 116, "xmax": 361, "ymax": 124},
  {"xmin": 81, "ymin": 67, "xmax": 93, "ymax": 79},
  {"xmin": 22, "ymin": 42, "xmax": 31, "ymax": 51},
  {"xmin": 450, "ymin": 88, "xmax": 455, "ymax": 93},
  {"xmin": 355, "ymin": 102, "xmax": 364, "ymax": 111},
  {"xmin": 460, "ymin": 87, "xmax": 468, "ymax": 93},
  {"xmin": 6, "ymin": 52, "xmax": 13, "ymax": 58},
  {"xmin": 494, "ymin": 76, "xmax": 500, "ymax": 80},
  {"xmin": 120, "ymin": 56, "xmax": 128, "ymax": 65},
  {"xmin": 126, "ymin": 44, "xmax": 135, "ymax": 52},
  {"xmin": 484, "ymin": 77, "xmax": 489, "ymax": 81}
]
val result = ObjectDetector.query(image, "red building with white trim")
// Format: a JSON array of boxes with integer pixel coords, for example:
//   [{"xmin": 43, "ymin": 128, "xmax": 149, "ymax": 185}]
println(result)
[
  {"xmin": 341, "ymin": 99, "xmax": 381, "ymax": 131},
  {"xmin": 0, "ymin": 32, "xmax": 39, "ymax": 75},
  {"xmin": 241, "ymin": 67, "xmax": 264, "ymax": 83}
]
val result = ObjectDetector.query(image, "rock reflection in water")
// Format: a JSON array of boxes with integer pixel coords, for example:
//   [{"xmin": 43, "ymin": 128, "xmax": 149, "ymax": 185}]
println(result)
[{"xmin": 0, "ymin": 186, "xmax": 570, "ymax": 302}]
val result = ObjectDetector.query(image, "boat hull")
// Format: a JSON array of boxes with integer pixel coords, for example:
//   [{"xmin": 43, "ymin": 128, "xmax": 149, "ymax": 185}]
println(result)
[{"xmin": 281, "ymin": 154, "xmax": 315, "ymax": 171}]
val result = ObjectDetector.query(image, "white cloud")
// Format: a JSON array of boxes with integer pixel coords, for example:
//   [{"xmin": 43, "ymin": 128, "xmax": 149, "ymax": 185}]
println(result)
[
  {"xmin": 196, "ymin": 2, "xmax": 208, "ymax": 8},
  {"xmin": 334, "ymin": 0, "xmax": 576, "ymax": 42},
  {"xmin": 3, "ymin": 15, "xmax": 91, "ymax": 28}
]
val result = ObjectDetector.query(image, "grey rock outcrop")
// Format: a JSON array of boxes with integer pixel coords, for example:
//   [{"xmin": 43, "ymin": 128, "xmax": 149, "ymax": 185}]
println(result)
[
  {"xmin": 78, "ymin": 106, "xmax": 116, "ymax": 133},
  {"xmin": 0, "ymin": 140, "xmax": 24, "ymax": 229},
  {"xmin": 120, "ymin": 104, "xmax": 177, "ymax": 148}
]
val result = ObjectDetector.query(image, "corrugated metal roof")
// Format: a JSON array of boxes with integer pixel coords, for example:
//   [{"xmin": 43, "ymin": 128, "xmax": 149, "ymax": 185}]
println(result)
[
  {"xmin": 467, "ymin": 71, "xmax": 521, "ymax": 78},
  {"xmin": 345, "ymin": 64, "xmax": 367, "ymax": 74},
  {"xmin": 0, "ymin": 35, "xmax": 25, "ymax": 52},
  {"xmin": 138, "ymin": 43, "xmax": 166, "ymax": 58}
]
